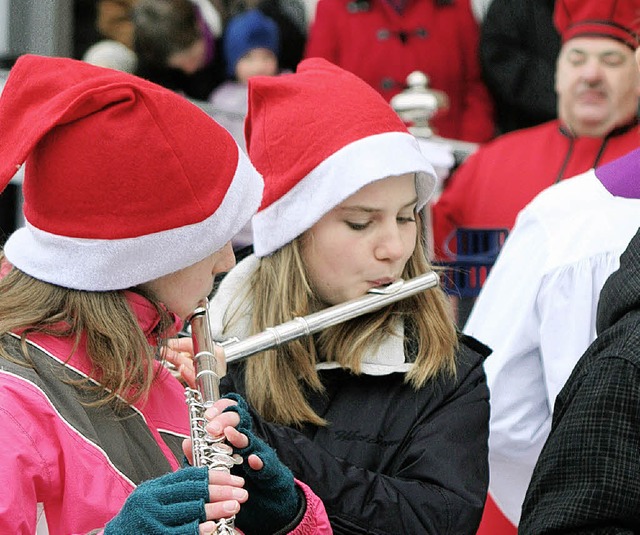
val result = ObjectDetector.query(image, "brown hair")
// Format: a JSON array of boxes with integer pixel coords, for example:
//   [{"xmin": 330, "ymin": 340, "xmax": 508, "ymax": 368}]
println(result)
[
  {"xmin": 0, "ymin": 253, "xmax": 174, "ymax": 407},
  {"xmin": 133, "ymin": 0, "xmax": 201, "ymax": 66}
]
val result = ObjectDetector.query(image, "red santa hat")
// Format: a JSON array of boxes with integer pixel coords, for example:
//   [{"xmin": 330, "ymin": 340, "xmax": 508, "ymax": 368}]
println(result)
[
  {"xmin": 246, "ymin": 58, "xmax": 437, "ymax": 257},
  {"xmin": 0, "ymin": 54, "xmax": 262, "ymax": 291},
  {"xmin": 554, "ymin": 0, "xmax": 640, "ymax": 49}
]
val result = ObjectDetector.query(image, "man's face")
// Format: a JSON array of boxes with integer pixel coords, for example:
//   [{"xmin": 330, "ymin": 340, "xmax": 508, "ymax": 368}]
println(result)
[{"xmin": 555, "ymin": 37, "xmax": 640, "ymax": 137}]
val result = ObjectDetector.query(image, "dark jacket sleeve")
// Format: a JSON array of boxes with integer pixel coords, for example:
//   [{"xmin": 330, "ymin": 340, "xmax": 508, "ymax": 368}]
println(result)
[
  {"xmin": 520, "ymin": 356, "xmax": 640, "ymax": 535},
  {"xmin": 226, "ymin": 344, "xmax": 489, "ymax": 534}
]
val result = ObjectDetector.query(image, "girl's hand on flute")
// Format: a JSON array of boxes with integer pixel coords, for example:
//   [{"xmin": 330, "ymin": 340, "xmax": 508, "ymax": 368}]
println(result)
[
  {"xmin": 199, "ymin": 469, "xmax": 248, "ymax": 534},
  {"xmin": 219, "ymin": 394, "xmax": 302, "ymax": 534},
  {"xmin": 164, "ymin": 337, "xmax": 196, "ymax": 387},
  {"xmin": 164, "ymin": 337, "xmax": 228, "ymax": 389},
  {"xmin": 103, "ymin": 466, "xmax": 248, "ymax": 535},
  {"xmin": 202, "ymin": 397, "xmax": 266, "ymax": 471},
  {"xmin": 178, "ymin": 397, "xmax": 251, "ymax": 533},
  {"xmin": 189, "ymin": 394, "xmax": 303, "ymax": 533},
  {"xmin": 181, "ymin": 396, "xmax": 265, "ymax": 472},
  {"xmin": 182, "ymin": 397, "xmax": 245, "ymax": 465}
]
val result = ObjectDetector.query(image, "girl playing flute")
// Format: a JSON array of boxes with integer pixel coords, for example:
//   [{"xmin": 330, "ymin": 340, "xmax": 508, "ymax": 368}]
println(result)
[
  {"xmin": 0, "ymin": 54, "xmax": 330, "ymax": 535},
  {"xmin": 177, "ymin": 58, "xmax": 491, "ymax": 534}
]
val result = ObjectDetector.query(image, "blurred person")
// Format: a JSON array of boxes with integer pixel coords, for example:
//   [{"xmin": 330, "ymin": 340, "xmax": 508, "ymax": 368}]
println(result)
[
  {"xmin": 436, "ymin": 0, "xmax": 640, "ymax": 529},
  {"xmin": 210, "ymin": 8, "xmax": 280, "ymax": 149},
  {"xmin": 85, "ymin": 0, "xmax": 223, "ymax": 75},
  {"xmin": 0, "ymin": 54, "xmax": 330, "ymax": 535},
  {"xmin": 480, "ymin": 0, "xmax": 560, "ymax": 134},
  {"xmin": 131, "ymin": 0, "xmax": 226, "ymax": 100},
  {"xmin": 304, "ymin": 0, "xmax": 495, "ymax": 143},
  {"xmin": 95, "ymin": 0, "xmax": 138, "ymax": 50},
  {"xmin": 225, "ymin": 0, "xmax": 308, "ymax": 72},
  {"xmin": 82, "ymin": 0, "xmax": 142, "ymax": 72},
  {"xmin": 210, "ymin": 8, "xmax": 280, "ymax": 252},
  {"xmin": 432, "ymin": 0, "xmax": 640, "ymax": 261},
  {"xmin": 205, "ymin": 58, "xmax": 491, "ymax": 533},
  {"xmin": 95, "ymin": 0, "xmax": 222, "ymax": 51},
  {"xmin": 519, "ymin": 166, "xmax": 640, "ymax": 532}
]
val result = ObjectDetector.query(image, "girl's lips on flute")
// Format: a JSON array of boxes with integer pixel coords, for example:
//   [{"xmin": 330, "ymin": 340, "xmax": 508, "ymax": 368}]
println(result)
[{"xmin": 369, "ymin": 277, "xmax": 396, "ymax": 287}]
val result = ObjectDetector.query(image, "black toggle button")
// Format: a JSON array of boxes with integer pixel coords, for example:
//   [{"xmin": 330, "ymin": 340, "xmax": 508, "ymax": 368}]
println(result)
[{"xmin": 347, "ymin": 0, "xmax": 370, "ymax": 13}]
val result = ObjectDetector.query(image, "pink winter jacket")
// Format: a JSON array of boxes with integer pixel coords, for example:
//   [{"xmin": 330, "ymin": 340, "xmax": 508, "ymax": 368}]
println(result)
[{"xmin": 0, "ymin": 291, "xmax": 331, "ymax": 534}]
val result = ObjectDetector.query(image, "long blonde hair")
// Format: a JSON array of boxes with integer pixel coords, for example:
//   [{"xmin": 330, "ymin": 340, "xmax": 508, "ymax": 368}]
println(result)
[
  {"xmin": 0, "ymin": 253, "xmax": 174, "ymax": 407},
  {"xmin": 227, "ymin": 220, "xmax": 458, "ymax": 427}
]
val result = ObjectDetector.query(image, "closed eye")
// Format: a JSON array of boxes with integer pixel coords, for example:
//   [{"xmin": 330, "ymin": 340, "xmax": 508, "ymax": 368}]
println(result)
[
  {"xmin": 567, "ymin": 51, "xmax": 586, "ymax": 66},
  {"xmin": 600, "ymin": 51, "xmax": 626, "ymax": 67},
  {"xmin": 346, "ymin": 221, "xmax": 370, "ymax": 231}
]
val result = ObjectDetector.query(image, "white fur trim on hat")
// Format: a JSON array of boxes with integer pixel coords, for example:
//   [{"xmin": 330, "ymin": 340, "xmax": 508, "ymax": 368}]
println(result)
[
  {"xmin": 252, "ymin": 131, "xmax": 436, "ymax": 257},
  {"xmin": 5, "ymin": 149, "xmax": 262, "ymax": 291}
]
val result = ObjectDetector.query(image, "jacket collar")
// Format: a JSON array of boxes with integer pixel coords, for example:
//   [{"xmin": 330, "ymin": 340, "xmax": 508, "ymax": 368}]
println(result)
[{"xmin": 124, "ymin": 290, "xmax": 182, "ymax": 343}]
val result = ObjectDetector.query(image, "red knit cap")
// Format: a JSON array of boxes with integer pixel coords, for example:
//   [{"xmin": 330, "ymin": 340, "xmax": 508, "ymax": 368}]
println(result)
[
  {"xmin": 554, "ymin": 0, "xmax": 640, "ymax": 49},
  {"xmin": 0, "ymin": 55, "xmax": 263, "ymax": 290},
  {"xmin": 246, "ymin": 58, "xmax": 437, "ymax": 257}
]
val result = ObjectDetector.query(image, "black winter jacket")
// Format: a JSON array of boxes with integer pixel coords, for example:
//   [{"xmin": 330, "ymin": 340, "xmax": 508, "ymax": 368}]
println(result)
[{"xmin": 221, "ymin": 334, "xmax": 490, "ymax": 534}]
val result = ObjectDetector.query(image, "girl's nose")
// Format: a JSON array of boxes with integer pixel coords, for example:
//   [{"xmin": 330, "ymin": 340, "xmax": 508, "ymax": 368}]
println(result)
[{"xmin": 374, "ymin": 223, "xmax": 406, "ymax": 262}]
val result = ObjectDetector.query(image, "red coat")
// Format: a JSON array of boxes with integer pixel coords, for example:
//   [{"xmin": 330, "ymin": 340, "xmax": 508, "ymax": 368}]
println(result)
[
  {"xmin": 432, "ymin": 119, "xmax": 640, "ymax": 259},
  {"xmin": 305, "ymin": 0, "xmax": 495, "ymax": 142}
]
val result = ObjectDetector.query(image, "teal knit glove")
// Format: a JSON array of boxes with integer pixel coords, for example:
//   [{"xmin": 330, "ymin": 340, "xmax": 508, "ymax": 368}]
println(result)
[
  {"xmin": 223, "ymin": 393, "xmax": 301, "ymax": 535},
  {"xmin": 104, "ymin": 466, "xmax": 208, "ymax": 534}
]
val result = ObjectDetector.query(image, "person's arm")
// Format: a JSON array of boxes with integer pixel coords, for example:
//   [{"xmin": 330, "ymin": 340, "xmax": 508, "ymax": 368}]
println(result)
[
  {"xmin": 536, "ymin": 255, "xmax": 620, "ymax": 406},
  {"xmin": 288, "ymin": 479, "xmax": 333, "ymax": 535},
  {"xmin": 242, "ymin": 353, "xmax": 489, "ymax": 534},
  {"xmin": 0, "ymin": 377, "xmax": 242, "ymax": 535},
  {"xmin": 520, "ymin": 357, "xmax": 640, "ymax": 534},
  {"xmin": 0, "ymin": 383, "xmax": 42, "ymax": 534},
  {"xmin": 103, "ymin": 467, "xmax": 245, "ymax": 534}
]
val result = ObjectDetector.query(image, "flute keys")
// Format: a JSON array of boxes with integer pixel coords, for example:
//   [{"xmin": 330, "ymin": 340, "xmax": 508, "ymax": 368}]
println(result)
[
  {"xmin": 211, "ymin": 441, "xmax": 234, "ymax": 455},
  {"xmin": 209, "ymin": 452, "xmax": 243, "ymax": 470}
]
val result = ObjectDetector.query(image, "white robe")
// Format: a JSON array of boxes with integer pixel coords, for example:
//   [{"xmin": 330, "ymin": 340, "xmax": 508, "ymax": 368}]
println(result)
[{"xmin": 464, "ymin": 169, "xmax": 640, "ymax": 525}]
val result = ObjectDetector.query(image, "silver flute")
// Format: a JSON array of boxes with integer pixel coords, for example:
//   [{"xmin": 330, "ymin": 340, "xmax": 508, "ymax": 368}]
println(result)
[
  {"xmin": 186, "ymin": 301, "xmax": 240, "ymax": 535},
  {"xmin": 185, "ymin": 271, "xmax": 439, "ymax": 534}
]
